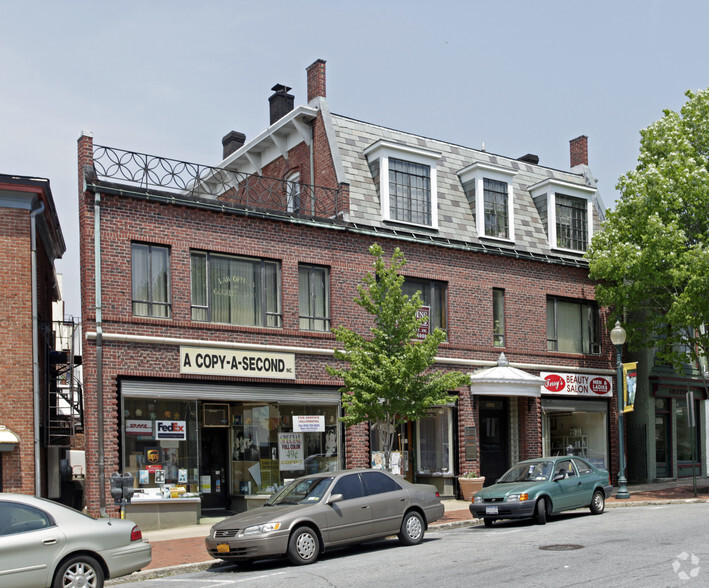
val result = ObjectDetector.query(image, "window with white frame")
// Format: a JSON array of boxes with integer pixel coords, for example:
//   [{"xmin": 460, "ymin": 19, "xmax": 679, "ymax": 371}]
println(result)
[
  {"xmin": 458, "ymin": 162, "xmax": 517, "ymax": 241},
  {"xmin": 529, "ymin": 179, "xmax": 596, "ymax": 252},
  {"xmin": 364, "ymin": 140, "xmax": 441, "ymax": 229},
  {"xmin": 285, "ymin": 171, "xmax": 300, "ymax": 213},
  {"xmin": 191, "ymin": 251, "xmax": 282, "ymax": 327},
  {"xmin": 547, "ymin": 296, "xmax": 600, "ymax": 355},
  {"xmin": 299, "ymin": 264, "xmax": 330, "ymax": 331},
  {"xmin": 131, "ymin": 243, "xmax": 171, "ymax": 318}
]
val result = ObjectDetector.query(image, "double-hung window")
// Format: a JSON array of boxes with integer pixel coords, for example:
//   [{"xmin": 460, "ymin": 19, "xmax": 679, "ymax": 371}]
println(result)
[
  {"xmin": 457, "ymin": 162, "xmax": 516, "ymax": 241},
  {"xmin": 131, "ymin": 243, "xmax": 171, "ymax": 318},
  {"xmin": 299, "ymin": 264, "xmax": 330, "ymax": 331},
  {"xmin": 363, "ymin": 140, "xmax": 441, "ymax": 229},
  {"xmin": 191, "ymin": 251, "xmax": 281, "ymax": 327},
  {"xmin": 493, "ymin": 288, "xmax": 505, "ymax": 347},
  {"xmin": 555, "ymin": 194, "xmax": 587, "ymax": 251},
  {"xmin": 402, "ymin": 278, "xmax": 447, "ymax": 334},
  {"xmin": 547, "ymin": 296, "xmax": 600, "ymax": 354}
]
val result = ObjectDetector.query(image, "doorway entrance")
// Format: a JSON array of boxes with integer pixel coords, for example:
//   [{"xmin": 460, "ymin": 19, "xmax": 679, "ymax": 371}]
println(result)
[
  {"xmin": 200, "ymin": 427, "xmax": 229, "ymax": 510},
  {"xmin": 479, "ymin": 398, "xmax": 509, "ymax": 486}
]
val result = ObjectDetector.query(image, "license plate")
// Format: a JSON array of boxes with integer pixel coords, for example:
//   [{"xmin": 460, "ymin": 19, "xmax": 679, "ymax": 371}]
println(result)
[
  {"xmin": 217, "ymin": 543, "xmax": 230, "ymax": 554},
  {"xmin": 485, "ymin": 506, "xmax": 499, "ymax": 515}
]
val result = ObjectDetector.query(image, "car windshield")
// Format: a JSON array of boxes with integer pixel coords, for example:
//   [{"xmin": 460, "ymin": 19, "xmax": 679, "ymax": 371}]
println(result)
[
  {"xmin": 497, "ymin": 461, "xmax": 553, "ymax": 483},
  {"xmin": 266, "ymin": 476, "xmax": 334, "ymax": 506}
]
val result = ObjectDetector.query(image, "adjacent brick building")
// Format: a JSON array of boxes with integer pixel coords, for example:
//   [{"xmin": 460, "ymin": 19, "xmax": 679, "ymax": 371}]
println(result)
[
  {"xmin": 78, "ymin": 60, "xmax": 618, "ymax": 524},
  {"xmin": 0, "ymin": 174, "xmax": 65, "ymax": 496}
]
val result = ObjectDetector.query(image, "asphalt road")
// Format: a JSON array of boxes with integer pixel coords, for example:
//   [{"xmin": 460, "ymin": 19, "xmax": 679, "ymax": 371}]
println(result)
[{"xmin": 112, "ymin": 503, "xmax": 708, "ymax": 587}]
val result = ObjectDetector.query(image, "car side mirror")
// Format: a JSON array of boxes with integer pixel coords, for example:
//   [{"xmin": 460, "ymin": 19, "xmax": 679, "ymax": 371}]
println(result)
[
  {"xmin": 327, "ymin": 493, "xmax": 343, "ymax": 505},
  {"xmin": 553, "ymin": 470, "xmax": 566, "ymax": 482}
]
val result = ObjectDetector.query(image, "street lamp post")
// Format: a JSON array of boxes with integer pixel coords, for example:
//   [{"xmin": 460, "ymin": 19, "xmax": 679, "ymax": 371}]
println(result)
[{"xmin": 610, "ymin": 320, "xmax": 630, "ymax": 499}]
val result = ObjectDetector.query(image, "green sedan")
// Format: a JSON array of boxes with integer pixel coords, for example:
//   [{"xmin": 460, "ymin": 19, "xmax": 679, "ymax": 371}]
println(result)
[{"xmin": 469, "ymin": 457, "xmax": 613, "ymax": 527}]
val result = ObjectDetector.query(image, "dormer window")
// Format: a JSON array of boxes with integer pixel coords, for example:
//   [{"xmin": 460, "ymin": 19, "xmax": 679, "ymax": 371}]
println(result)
[
  {"xmin": 364, "ymin": 140, "xmax": 441, "ymax": 229},
  {"xmin": 529, "ymin": 179, "xmax": 596, "ymax": 253},
  {"xmin": 457, "ymin": 162, "xmax": 517, "ymax": 241}
]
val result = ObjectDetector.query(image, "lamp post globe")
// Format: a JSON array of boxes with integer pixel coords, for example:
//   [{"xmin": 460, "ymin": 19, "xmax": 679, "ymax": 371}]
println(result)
[{"xmin": 611, "ymin": 320, "xmax": 630, "ymax": 499}]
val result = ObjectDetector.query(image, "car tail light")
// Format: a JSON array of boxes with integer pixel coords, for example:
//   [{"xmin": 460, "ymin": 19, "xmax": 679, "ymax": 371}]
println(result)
[
  {"xmin": 436, "ymin": 491, "xmax": 440, "ymax": 498},
  {"xmin": 130, "ymin": 526, "xmax": 143, "ymax": 542}
]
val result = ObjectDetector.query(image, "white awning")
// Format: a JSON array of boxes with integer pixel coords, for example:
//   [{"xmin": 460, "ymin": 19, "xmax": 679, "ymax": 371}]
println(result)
[
  {"xmin": 0, "ymin": 426, "xmax": 20, "ymax": 451},
  {"xmin": 469, "ymin": 353, "xmax": 545, "ymax": 398}
]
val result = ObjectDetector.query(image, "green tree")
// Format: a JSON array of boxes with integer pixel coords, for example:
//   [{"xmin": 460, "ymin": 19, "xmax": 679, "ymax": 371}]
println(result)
[
  {"xmin": 327, "ymin": 244, "xmax": 470, "ymax": 470},
  {"xmin": 587, "ymin": 88, "xmax": 709, "ymax": 373}
]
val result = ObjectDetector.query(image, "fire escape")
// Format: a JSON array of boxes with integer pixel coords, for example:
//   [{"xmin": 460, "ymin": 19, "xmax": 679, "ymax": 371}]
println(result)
[{"xmin": 47, "ymin": 319, "xmax": 83, "ymax": 447}]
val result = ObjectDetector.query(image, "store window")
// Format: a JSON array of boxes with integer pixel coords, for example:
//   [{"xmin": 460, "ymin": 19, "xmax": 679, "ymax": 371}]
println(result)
[
  {"xmin": 416, "ymin": 408, "xmax": 453, "ymax": 476},
  {"xmin": 542, "ymin": 399, "xmax": 608, "ymax": 468},
  {"xmin": 675, "ymin": 396, "xmax": 701, "ymax": 477},
  {"xmin": 231, "ymin": 404, "xmax": 339, "ymax": 494},
  {"xmin": 190, "ymin": 251, "xmax": 282, "ymax": 327},
  {"xmin": 122, "ymin": 398, "xmax": 199, "ymax": 490},
  {"xmin": 131, "ymin": 243, "xmax": 171, "ymax": 318}
]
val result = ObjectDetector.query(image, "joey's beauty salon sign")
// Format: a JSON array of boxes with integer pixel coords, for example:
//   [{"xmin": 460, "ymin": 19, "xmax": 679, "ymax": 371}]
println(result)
[{"xmin": 541, "ymin": 372, "xmax": 613, "ymax": 398}]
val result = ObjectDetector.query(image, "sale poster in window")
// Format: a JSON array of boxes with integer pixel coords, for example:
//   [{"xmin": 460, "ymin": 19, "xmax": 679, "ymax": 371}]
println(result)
[{"xmin": 278, "ymin": 432, "xmax": 304, "ymax": 471}]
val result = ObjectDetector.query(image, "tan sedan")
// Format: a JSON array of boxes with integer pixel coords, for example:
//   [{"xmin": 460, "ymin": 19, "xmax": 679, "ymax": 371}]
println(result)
[{"xmin": 205, "ymin": 469, "xmax": 444, "ymax": 565}]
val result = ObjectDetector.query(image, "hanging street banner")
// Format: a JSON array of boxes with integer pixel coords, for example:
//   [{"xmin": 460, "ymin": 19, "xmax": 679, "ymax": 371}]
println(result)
[
  {"xmin": 623, "ymin": 362, "xmax": 637, "ymax": 413},
  {"xmin": 180, "ymin": 346, "xmax": 295, "ymax": 379},
  {"xmin": 541, "ymin": 372, "xmax": 613, "ymax": 398}
]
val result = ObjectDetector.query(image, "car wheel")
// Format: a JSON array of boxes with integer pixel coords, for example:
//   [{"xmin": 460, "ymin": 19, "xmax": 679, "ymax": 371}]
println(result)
[
  {"xmin": 483, "ymin": 518, "xmax": 493, "ymax": 528},
  {"xmin": 590, "ymin": 489, "xmax": 605, "ymax": 515},
  {"xmin": 398, "ymin": 511, "xmax": 425, "ymax": 545},
  {"xmin": 52, "ymin": 554, "xmax": 104, "ymax": 588},
  {"xmin": 287, "ymin": 526, "xmax": 320, "ymax": 565},
  {"xmin": 535, "ymin": 498, "xmax": 547, "ymax": 525}
]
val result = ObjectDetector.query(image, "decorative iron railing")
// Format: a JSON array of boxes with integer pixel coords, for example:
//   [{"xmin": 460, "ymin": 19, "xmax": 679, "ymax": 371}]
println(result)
[{"xmin": 92, "ymin": 145, "xmax": 345, "ymax": 219}]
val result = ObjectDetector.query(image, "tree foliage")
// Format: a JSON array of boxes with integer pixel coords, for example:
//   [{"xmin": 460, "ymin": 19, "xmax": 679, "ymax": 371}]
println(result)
[
  {"xmin": 327, "ymin": 244, "xmax": 470, "ymax": 469},
  {"xmin": 587, "ymin": 88, "xmax": 709, "ymax": 372}
]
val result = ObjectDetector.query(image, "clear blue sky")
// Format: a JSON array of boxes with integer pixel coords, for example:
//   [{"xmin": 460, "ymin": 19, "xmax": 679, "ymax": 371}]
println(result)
[{"xmin": 2, "ymin": 1, "xmax": 708, "ymax": 318}]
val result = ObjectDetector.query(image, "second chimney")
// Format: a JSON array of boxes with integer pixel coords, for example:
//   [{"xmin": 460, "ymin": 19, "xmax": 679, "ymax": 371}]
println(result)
[
  {"xmin": 306, "ymin": 59, "xmax": 327, "ymax": 102},
  {"xmin": 570, "ymin": 135, "xmax": 588, "ymax": 168},
  {"xmin": 269, "ymin": 84, "xmax": 294, "ymax": 125},
  {"xmin": 222, "ymin": 131, "xmax": 246, "ymax": 159}
]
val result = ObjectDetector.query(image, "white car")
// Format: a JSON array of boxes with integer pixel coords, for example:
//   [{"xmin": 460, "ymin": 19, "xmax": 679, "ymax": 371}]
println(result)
[{"xmin": 0, "ymin": 493, "xmax": 151, "ymax": 588}]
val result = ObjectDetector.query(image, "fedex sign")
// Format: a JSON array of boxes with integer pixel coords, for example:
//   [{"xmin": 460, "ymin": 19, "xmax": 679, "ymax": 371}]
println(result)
[{"xmin": 156, "ymin": 420, "xmax": 187, "ymax": 440}]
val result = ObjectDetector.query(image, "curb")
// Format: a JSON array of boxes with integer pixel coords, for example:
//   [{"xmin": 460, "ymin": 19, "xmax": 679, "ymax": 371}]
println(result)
[{"xmin": 107, "ymin": 498, "xmax": 708, "ymax": 584}]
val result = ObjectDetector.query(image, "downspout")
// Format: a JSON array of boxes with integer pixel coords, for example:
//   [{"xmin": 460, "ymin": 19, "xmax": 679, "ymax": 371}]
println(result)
[
  {"xmin": 94, "ymin": 190, "xmax": 106, "ymax": 516},
  {"xmin": 309, "ymin": 121, "xmax": 315, "ymax": 216},
  {"xmin": 31, "ymin": 200, "xmax": 45, "ymax": 497}
]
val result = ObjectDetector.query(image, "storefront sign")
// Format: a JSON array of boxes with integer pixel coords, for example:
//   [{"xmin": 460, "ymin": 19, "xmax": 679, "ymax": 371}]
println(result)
[
  {"xmin": 293, "ymin": 415, "xmax": 325, "ymax": 432},
  {"xmin": 464, "ymin": 426, "xmax": 477, "ymax": 461},
  {"xmin": 415, "ymin": 306, "xmax": 430, "ymax": 340},
  {"xmin": 125, "ymin": 420, "xmax": 154, "ymax": 437},
  {"xmin": 180, "ymin": 346, "xmax": 295, "ymax": 379},
  {"xmin": 541, "ymin": 372, "xmax": 613, "ymax": 398},
  {"xmin": 156, "ymin": 420, "xmax": 187, "ymax": 440},
  {"xmin": 278, "ymin": 432, "xmax": 304, "ymax": 471}
]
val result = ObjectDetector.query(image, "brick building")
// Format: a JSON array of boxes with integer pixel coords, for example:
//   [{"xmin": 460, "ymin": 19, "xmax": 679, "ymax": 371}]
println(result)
[
  {"xmin": 78, "ymin": 60, "xmax": 618, "ymax": 524},
  {"xmin": 0, "ymin": 174, "xmax": 66, "ymax": 495}
]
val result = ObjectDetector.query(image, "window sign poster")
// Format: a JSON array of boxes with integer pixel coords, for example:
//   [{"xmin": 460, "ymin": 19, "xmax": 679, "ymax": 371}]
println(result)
[
  {"xmin": 200, "ymin": 475, "xmax": 212, "ymax": 494},
  {"xmin": 293, "ymin": 415, "xmax": 325, "ymax": 432},
  {"xmin": 278, "ymin": 432, "xmax": 304, "ymax": 471},
  {"xmin": 154, "ymin": 469, "xmax": 165, "ymax": 484},
  {"xmin": 139, "ymin": 470, "xmax": 149, "ymax": 485},
  {"xmin": 178, "ymin": 469, "xmax": 188, "ymax": 483}
]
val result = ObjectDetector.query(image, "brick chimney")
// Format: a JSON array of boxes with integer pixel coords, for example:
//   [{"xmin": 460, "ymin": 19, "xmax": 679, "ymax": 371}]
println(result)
[
  {"xmin": 570, "ymin": 135, "xmax": 588, "ymax": 167},
  {"xmin": 306, "ymin": 59, "xmax": 327, "ymax": 102},
  {"xmin": 269, "ymin": 84, "xmax": 294, "ymax": 125},
  {"xmin": 222, "ymin": 131, "xmax": 246, "ymax": 159}
]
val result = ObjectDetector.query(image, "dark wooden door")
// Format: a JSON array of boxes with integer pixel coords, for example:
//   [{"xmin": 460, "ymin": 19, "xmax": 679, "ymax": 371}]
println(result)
[{"xmin": 479, "ymin": 398, "xmax": 509, "ymax": 486}]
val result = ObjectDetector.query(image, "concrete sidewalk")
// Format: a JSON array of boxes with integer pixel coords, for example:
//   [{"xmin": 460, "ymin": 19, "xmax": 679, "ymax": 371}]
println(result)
[{"xmin": 107, "ymin": 478, "xmax": 709, "ymax": 585}]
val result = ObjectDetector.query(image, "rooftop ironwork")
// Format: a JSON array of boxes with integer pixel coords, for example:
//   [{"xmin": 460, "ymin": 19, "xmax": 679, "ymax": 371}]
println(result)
[{"xmin": 92, "ymin": 145, "xmax": 346, "ymax": 219}]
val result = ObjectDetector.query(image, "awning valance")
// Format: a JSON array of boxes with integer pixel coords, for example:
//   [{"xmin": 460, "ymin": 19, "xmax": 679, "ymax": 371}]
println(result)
[{"xmin": 0, "ymin": 426, "xmax": 20, "ymax": 451}]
